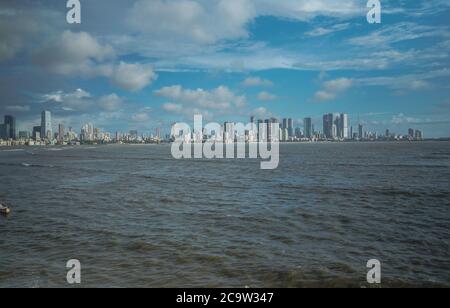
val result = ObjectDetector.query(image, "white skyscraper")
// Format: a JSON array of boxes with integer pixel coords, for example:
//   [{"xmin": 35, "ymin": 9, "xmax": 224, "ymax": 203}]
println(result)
[
  {"xmin": 340, "ymin": 113, "xmax": 349, "ymax": 139},
  {"xmin": 41, "ymin": 110, "xmax": 52, "ymax": 140}
]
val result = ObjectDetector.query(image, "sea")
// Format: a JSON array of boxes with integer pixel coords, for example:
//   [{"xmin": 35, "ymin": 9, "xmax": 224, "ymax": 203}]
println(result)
[{"xmin": 0, "ymin": 142, "xmax": 449, "ymax": 287}]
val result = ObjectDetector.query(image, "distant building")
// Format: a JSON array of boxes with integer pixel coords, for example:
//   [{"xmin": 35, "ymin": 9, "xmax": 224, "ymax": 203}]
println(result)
[
  {"xmin": 18, "ymin": 131, "xmax": 30, "ymax": 139},
  {"xmin": 287, "ymin": 118, "xmax": 294, "ymax": 138},
  {"xmin": 408, "ymin": 128, "xmax": 415, "ymax": 138},
  {"xmin": 358, "ymin": 124, "xmax": 364, "ymax": 140},
  {"xmin": 41, "ymin": 110, "xmax": 52, "ymax": 140},
  {"xmin": 58, "ymin": 124, "xmax": 65, "ymax": 142},
  {"xmin": 339, "ymin": 114, "xmax": 349, "ymax": 139},
  {"xmin": 33, "ymin": 126, "xmax": 41, "ymax": 140},
  {"xmin": 415, "ymin": 130, "xmax": 423, "ymax": 140},
  {"xmin": 0, "ymin": 124, "xmax": 8, "ymax": 140},
  {"xmin": 304, "ymin": 117, "xmax": 312, "ymax": 139},
  {"xmin": 323, "ymin": 114, "xmax": 333, "ymax": 139},
  {"xmin": 4, "ymin": 115, "xmax": 16, "ymax": 140}
]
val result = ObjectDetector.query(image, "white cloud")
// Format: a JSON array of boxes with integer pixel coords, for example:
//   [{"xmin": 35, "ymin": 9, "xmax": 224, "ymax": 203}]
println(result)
[
  {"xmin": 348, "ymin": 22, "xmax": 450, "ymax": 48},
  {"xmin": 313, "ymin": 78, "xmax": 353, "ymax": 101},
  {"xmin": 162, "ymin": 103, "xmax": 184, "ymax": 113},
  {"xmin": 110, "ymin": 62, "xmax": 158, "ymax": 91},
  {"xmin": 242, "ymin": 77, "xmax": 274, "ymax": 87},
  {"xmin": 32, "ymin": 31, "xmax": 157, "ymax": 91},
  {"xmin": 132, "ymin": 113, "xmax": 150, "ymax": 122},
  {"xmin": 99, "ymin": 94, "xmax": 123, "ymax": 111},
  {"xmin": 305, "ymin": 23, "xmax": 350, "ymax": 37},
  {"xmin": 251, "ymin": 107, "xmax": 274, "ymax": 119},
  {"xmin": 257, "ymin": 91, "xmax": 277, "ymax": 101},
  {"xmin": 40, "ymin": 89, "xmax": 123, "ymax": 112},
  {"xmin": 5, "ymin": 105, "xmax": 31, "ymax": 113},
  {"xmin": 155, "ymin": 85, "xmax": 246, "ymax": 110},
  {"xmin": 32, "ymin": 31, "xmax": 115, "ymax": 75}
]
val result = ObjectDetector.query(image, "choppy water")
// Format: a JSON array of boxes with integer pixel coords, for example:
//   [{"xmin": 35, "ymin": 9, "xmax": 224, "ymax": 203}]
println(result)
[{"xmin": 0, "ymin": 142, "xmax": 449, "ymax": 288}]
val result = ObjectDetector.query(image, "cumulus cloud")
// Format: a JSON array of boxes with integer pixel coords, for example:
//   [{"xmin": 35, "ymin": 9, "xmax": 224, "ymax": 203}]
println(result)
[
  {"xmin": 155, "ymin": 85, "xmax": 246, "ymax": 110},
  {"xmin": 40, "ymin": 89, "xmax": 122, "ymax": 112},
  {"xmin": 32, "ymin": 31, "xmax": 157, "ymax": 91},
  {"xmin": 257, "ymin": 91, "xmax": 277, "ymax": 101},
  {"xmin": 242, "ymin": 77, "xmax": 274, "ymax": 87},
  {"xmin": 313, "ymin": 78, "xmax": 353, "ymax": 101},
  {"xmin": 162, "ymin": 103, "xmax": 184, "ymax": 113},
  {"xmin": 132, "ymin": 113, "xmax": 151, "ymax": 122},
  {"xmin": 251, "ymin": 107, "xmax": 275, "ymax": 119},
  {"xmin": 32, "ymin": 31, "xmax": 115, "ymax": 76},
  {"xmin": 110, "ymin": 62, "xmax": 158, "ymax": 91}
]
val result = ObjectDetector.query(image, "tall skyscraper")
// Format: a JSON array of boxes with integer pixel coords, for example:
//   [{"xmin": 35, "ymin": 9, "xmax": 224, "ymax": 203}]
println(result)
[
  {"xmin": 358, "ymin": 124, "xmax": 363, "ymax": 139},
  {"xmin": 58, "ymin": 124, "xmax": 65, "ymax": 142},
  {"xmin": 288, "ymin": 118, "xmax": 294, "ymax": 138},
  {"xmin": 41, "ymin": 110, "xmax": 52, "ymax": 140},
  {"xmin": 282, "ymin": 118, "xmax": 288, "ymax": 130},
  {"xmin": 0, "ymin": 124, "xmax": 8, "ymax": 140},
  {"xmin": 304, "ymin": 117, "xmax": 312, "ymax": 139},
  {"xmin": 4, "ymin": 115, "xmax": 16, "ymax": 140},
  {"xmin": 323, "ymin": 114, "xmax": 334, "ymax": 139},
  {"xmin": 339, "ymin": 113, "xmax": 349, "ymax": 139}
]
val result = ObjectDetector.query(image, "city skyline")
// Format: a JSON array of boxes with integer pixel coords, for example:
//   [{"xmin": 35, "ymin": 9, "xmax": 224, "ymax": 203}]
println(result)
[
  {"xmin": 0, "ymin": 110, "xmax": 426, "ymax": 145},
  {"xmin": 0, "ymin": 1, "xmax": 450, "ymax": 137}
]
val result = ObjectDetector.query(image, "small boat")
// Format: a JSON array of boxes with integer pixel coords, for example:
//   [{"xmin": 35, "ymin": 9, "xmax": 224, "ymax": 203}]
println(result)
[{"xmin": 0, "ymin": 204, "xmax": 11, "ymax": 215}]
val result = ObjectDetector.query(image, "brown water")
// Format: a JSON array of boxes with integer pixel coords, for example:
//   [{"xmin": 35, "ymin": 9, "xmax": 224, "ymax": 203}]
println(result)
[{"xmin": 0, "ymin": 142, "xmax": 449, "ymax": 287}]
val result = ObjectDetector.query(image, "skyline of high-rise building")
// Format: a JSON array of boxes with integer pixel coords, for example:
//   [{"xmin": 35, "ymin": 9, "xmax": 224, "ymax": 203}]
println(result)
[
  {"xmin": 41, "ymin": 110, "xmax": 52, "ymax": 141},
  {"xmin": 4, "ymin": 115, "xmax": 16, "ymax": 140},
  {"xmin": 304, "ymin": 117, "xmax": 313, "ymax": 139}
]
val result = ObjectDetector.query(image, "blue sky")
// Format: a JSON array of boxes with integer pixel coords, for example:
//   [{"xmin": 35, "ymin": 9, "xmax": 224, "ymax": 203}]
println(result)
[{"xmin": 1, "ymin": 0, "xmax": 450, "ymax": 137}]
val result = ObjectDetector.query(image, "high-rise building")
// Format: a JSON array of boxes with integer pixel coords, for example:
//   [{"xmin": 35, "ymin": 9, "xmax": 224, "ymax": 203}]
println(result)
[
  {"xmin": 339, "ymin": 113, "xmax": 349, "ymax": 139},
  {"xmin": 32, "ymin": 126, "xmax": 41, "ymax": 141},
  {"xmin": 41, "ymin": 110, "xmax": 52, "ymax": 140},
  {"xmin": 58, "ymin": 124, "xmax": 65, "ymax": 142},
  {"xmin": 323, "ymin": 114, "xmax": 333, "ymax": 139},
  {"xmin": 282, "ymin": 118, "xmax": 288, "ymax": 130},
  {"xmin": 288, "ymin": 118, "xmax": 294, "ymax": 138},
  {"xmin": 0, "ymin": 124, "xmax": 8, "ymax": 140},
  {"xmin": 408, "ymin": 128, "xmax": 415, "ymax": 138},
  {"xmin": 4, "ymin": 115, "xmax": 16, "ymax": 140},
  {"xmin": 304, "ymin": 117, "xmax": 313, "ymax": 139},
  {"xmin": 415, "ymin": 130, "xmax": 423, "ymax": 140},
  {"xmin": 358, "ymin": 124, "xmax": 363, "ymax": 139}
]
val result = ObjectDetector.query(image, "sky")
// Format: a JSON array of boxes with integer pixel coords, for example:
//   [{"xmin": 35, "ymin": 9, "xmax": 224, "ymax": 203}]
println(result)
[{"xmin": 0, "ymin": 0, "xmax": 450, "ymax": 137}]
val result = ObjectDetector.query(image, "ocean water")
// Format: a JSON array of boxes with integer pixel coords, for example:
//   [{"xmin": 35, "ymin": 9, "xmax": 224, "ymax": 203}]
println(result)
[{"xmin": 0, "ymin": 142, "xmax": 449, "ymax": 288}]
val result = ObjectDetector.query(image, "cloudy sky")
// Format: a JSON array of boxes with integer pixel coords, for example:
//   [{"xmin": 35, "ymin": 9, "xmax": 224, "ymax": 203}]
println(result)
[{"xmin": 1, "ymin": 0, "xmax": 450, "ymax": 137}]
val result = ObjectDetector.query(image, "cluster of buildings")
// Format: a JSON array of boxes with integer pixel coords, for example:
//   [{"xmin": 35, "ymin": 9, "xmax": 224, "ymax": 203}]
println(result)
[
  {"xmin": 171, "ymin": 113, "xmax": 425, "ymax": 143},
  {"xmin": 0, "ymin": 110, "xmax": 426, "ymax": 147},
  {"xmin": 0, "ymin": 110, "xmax": 164, "ymax": 147}
]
